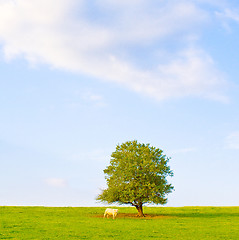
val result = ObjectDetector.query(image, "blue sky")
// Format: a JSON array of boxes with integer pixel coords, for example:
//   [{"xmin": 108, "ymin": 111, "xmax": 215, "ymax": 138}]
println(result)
[{"xmin": 0, "ymin": 0, "xmax": 239, "ymax": 207}]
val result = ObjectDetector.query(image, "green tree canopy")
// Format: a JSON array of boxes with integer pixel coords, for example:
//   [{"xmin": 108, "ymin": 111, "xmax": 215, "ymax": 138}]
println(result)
[{"xmin": 97, "ymin": 140, "xmax": 174, "ymax": 217}]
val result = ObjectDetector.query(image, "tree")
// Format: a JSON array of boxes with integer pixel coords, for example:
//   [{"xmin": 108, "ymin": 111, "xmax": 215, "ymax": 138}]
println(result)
[{"xmin": 97, "ymin": 140, "xmax": 174, "ymax": 217}]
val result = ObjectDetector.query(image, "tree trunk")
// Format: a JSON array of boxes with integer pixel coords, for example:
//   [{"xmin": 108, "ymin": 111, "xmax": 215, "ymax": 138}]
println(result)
[{"xmin": 136, "ymin": 204, "xmax": 144, "ymax": 217}]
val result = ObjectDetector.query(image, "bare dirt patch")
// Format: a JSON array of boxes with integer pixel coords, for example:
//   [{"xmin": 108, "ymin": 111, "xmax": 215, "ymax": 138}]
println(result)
[{"xmin": 93, "ymin": 213, "xmax": 172, "ymax": 219}]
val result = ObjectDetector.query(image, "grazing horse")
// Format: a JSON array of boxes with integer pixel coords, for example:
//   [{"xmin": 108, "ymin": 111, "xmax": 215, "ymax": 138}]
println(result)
[{"xmin": 104, "ymin": 208, "xmax": 118, "ymax": 219}]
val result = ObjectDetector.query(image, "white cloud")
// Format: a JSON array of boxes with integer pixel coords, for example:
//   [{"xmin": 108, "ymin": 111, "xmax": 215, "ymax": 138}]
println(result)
[
  {"xmin": 170, "ymin": 147, "xmax": 197, "ymax": 155},
  {"xmin": 45, "ymin": 178, "xmax": 68, "ymax": 188},
  {"xmin": 141, "ymin": 48, "xmax": 226, "ymax": 101},
  {"xmin": 81, "ymin": 91, "xmax": 106, "ymax": 107},
  {"xmin": 215, "ymin": 5, "xmax": 239, "ymax": 32},
  {"xmin": 225, "ymin": 132, "xmax": 239, "ymax": 150},
  {"xmin": 0, "ymin": 0, "xmax": 228, "ymax": 101},
  {"xmin": 65, "ymin": 90, "xmax": 106, "ymax": 109},
  {"xmin": 216, "ymin": 8, "xmax": 239, "ymax": 22},
  {"xmin": 96, "ymin": 0, "xmax": 208, "ymax": 43}
]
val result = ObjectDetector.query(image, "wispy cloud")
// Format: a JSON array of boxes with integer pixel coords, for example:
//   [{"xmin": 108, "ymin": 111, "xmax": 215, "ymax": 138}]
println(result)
[
  {"xmin": 225, "ymin": 132, "xmax": 239, "ymax": 150},
  {"xmin": 45, "ymin": 178, "xmax": 68, "ymax": 188},
  {"xmin": 0, "ymin": 0, "xmax": 228, "ymax": 101},
  {"xmin": 170, "ymin": 147, "xmax": 197, "ymax": 155},
  {"xmin": 65, "ymin": 90, "xmax": 106, "ymax": 109},
  {"xmin": 215, "ymin": 7, "xmax": 239, "ymax": 32},
  {"xmin": 216, "ymin": 8, "xmax": 239, "ymax": 22},
  {"xmin": 81, "ymin": 91, "xmax": 106, "ymax": 107}
]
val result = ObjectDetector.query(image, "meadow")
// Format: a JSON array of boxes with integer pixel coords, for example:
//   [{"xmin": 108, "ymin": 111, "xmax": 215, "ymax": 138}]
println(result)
[{"xmin": 0, "ymin": 206, "xmax": 238, "ymax": 239}]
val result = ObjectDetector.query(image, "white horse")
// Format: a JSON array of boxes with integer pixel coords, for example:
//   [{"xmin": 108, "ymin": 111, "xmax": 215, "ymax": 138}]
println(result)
[{"xmin": 104, "ymin": 208, "xmax": 118, "ymax": 219}]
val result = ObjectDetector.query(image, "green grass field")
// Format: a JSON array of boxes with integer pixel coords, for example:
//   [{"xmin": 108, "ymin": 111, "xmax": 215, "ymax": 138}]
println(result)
[{"xmin": 0, "ymin": 206, "xmax": 238, "ymax": 239}]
